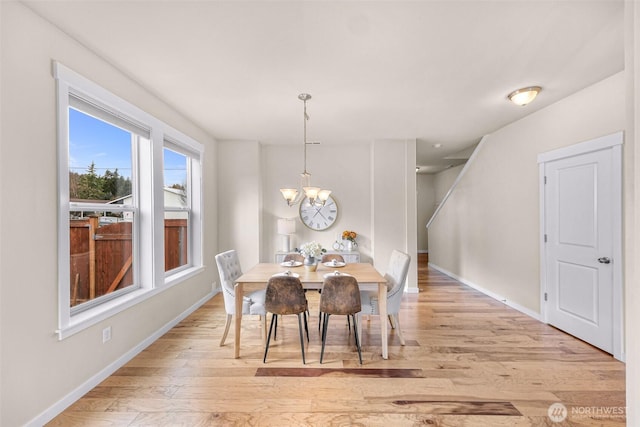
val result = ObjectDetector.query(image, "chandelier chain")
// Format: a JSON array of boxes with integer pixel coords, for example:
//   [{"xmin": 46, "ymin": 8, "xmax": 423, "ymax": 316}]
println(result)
[{"xmin": 303, "ymin": 96, "xmax": 308, "ymax": 174}]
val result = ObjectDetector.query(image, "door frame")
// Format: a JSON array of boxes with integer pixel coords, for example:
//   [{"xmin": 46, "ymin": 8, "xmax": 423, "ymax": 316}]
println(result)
[{"xmin": 538, "ymin": 131, "xmax": 624, "ymax": 361}]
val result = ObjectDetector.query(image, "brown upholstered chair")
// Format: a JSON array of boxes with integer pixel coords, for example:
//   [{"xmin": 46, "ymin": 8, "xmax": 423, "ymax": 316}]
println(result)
[
  {"xmin": 282, "ymin": 253, "xmax": 304, "ymax": 263},
  {"xmin": 263, "ymin": 276, "xmax": 309, "ymax": 364},
  {"xmin": 319, "ymin": 274, "xmax": 363, "ymax": 364},
  {"xmin": 321, "ymin": 254, "xmax": 345, "ymax": 264},
  {"xmin": 317, "ymin": 254, "xmax": 347, "ymax": 328}
]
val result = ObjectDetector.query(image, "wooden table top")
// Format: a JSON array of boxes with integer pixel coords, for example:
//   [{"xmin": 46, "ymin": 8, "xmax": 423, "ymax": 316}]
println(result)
[{"xmin": 236, "ymin": 262, "xmax": 386, "ymax": 288}]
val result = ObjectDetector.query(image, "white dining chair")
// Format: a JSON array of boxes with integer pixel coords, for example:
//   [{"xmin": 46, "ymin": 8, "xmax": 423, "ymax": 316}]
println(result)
[
  {"xmin": 215, "ymin": 249, "xmax": 267, "ymax": 346},
  {"xmin": 358, "ymin": 249, "xmax": 411, "ymax": 345}
]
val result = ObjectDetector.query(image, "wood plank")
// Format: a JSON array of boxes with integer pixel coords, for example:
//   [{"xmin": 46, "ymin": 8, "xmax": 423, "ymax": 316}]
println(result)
[
  {"xmin": 255, "ymin": 367, "xmax": 424, "ymax": 378},
  {"xmin": 47, "ymin": 253, "xmax": 626, "ymax": 426}
]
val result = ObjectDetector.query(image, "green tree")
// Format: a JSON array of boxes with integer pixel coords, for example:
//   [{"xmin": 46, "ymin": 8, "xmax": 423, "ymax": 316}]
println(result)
[
  {"xmin": 76, "ymin": 162, "xmax": 106, "ymax": 200},
  {"xmin": 102, "ymin": 169, "xmax": 119, "ymax": 199},
  {"xmin": 116, "ymin": 175, "xmax": 131, "ymax": 198},
  {"xmin": 69, "ymin": 171, "xmax": 81, "ymax": 199}
]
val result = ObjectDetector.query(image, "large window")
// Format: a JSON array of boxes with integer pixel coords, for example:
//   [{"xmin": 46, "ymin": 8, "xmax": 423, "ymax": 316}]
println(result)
[{"xmin": 55, "ymin": 62, "xmax": 204, "ymax": 338}]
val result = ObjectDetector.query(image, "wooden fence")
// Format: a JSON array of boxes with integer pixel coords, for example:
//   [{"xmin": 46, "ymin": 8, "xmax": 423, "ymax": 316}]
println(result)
[{"xmin": 69, "ymin": 216, "xmax": 187, "ymax": 307}]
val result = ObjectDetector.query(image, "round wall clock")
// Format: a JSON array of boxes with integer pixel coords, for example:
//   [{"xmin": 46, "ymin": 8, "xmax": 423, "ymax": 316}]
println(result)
[{"xmin": 299, "ymin": 195, "xmax": 338, "ymax": 231}]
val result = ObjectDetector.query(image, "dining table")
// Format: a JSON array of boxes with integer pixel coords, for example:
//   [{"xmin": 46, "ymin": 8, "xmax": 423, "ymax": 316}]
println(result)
[{"xmin": 234, "ymin": 262, "xmax": 389, "ymax": 359}]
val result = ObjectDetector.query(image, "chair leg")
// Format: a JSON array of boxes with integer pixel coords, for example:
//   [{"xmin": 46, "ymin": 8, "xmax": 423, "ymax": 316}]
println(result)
[
  {"xmin": 297, "ymin": 313, "xmax": 306, "ymax": 364},
  {"xmin": 352, "ymin": 314, "xmax": 363, "ymax": 364},
  {"xmin": 262, "ymin": 315, "xmax": 268, "ymax": 343},
  {"xmin": 303, "ymin": 311, "xmax": 310, "ymax": 342},
  {"xmin": 320, "ymin": 313, "xmax": 330, "ymax": 364},
  {"xmin": 274, "ymin": 314, "xmax": 278, "ymax": 341},
  {"xmin": 219, "ymin": 314, "xmax": 232, "ymax": 346},
  {"xmin": 392, "ymin": 314, "xmax": 406, "ymax": 345},
  {"xmin": 388, "ymin": 314, "xmax": 396, "ymax": 329},
  {"xmin": 263, "ymin": 313, "xmax": 277, "ymax": 363}
]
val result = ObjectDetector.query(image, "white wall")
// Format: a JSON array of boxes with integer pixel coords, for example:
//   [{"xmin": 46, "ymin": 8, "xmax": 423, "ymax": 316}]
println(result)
[
  {"xmin": 416, "ymin": 165, "xmax": 465, "ymax": 253},
  {"xmin": 416, "ymin": 173, "xmax": 435, "ymax": 251},
  {"xmin": 434, "ymin": 164, "xmax": 464, "ymax": 205},
  {"xmin": 0, "ymin": 1, "xmax": 4, "ymax": 421},
  {"xmin": 217, "ymin": 140, "xmax": 261, "ymax": 270},
  {"xmin": 0, "ymin": 3, "xmax": 217, "ymax": 425},
  {"xmin": 261, "ymin": 142, "xmax": 373, "ymax": 262},
  {"xmin": 625, "ymin": 0, "xmax": 639, "ymax": 424},
  {"xmin": 428, "ymin": 71, "xmax": 625, "ymax": 315},
  {"xmin": 217, "ymin": 139, "xmax": 418, "ymax": 290},
  {"xmin": 0, "ymin": 0, "xmax": 4, "ymax": 420},
  {"xmin": 372, "ymin": 139, "xmax": 418, "ymax": 290}
]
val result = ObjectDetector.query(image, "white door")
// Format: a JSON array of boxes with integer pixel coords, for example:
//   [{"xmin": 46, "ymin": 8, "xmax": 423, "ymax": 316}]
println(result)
[{"xmin": 542, "ymin": 142, "xmax": 620, "ymax": 355}]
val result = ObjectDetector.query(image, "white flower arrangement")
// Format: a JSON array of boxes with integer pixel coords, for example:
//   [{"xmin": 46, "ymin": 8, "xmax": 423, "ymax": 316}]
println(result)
[{"xmin": 297, "ymin": 241, "xmax": 326, "ymax": 258}]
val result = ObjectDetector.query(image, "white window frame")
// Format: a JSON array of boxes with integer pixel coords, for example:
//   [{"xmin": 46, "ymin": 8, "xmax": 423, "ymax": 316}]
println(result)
[
  {"xmin": 55, "ymin": 62, "xmax": 204, "ymax": 339},
  {"xmin": 162, "ymin": 141, "xmax": 201, "ymax": 277}
]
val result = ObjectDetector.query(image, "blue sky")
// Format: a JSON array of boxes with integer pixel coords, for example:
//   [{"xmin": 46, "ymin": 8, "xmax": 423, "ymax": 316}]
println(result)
[{"xmin": 69, "ymin": 108, "xmax": 186, "ymax": 187}]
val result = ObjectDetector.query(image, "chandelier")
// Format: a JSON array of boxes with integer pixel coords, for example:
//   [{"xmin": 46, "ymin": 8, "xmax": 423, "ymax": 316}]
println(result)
[{"xmin": 280, "ymin": 93, "xmax": 331, "ymax": 206}]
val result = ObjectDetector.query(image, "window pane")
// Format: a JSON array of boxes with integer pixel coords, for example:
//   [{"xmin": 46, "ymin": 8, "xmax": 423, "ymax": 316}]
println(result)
[
  {"xmin": 69, "ymin": 108, "xmax": 132, "ymax": 204},
  {"xmin": 164, "ymin": 147, "xmax": 189, "ymax": 272},
  {"xmin": 69, "ymin": 212, "xmax": 135, "ymax": 308},
  {"xmin": 164, "ymin": 211, "xmax": 189, "ymax": 272},
  {"xmin": 164, "ymin": 147, "xmax": 187, "ymax": 197}
]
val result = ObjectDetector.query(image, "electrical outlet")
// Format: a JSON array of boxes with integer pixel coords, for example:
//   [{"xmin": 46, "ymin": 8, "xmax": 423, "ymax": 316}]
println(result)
[{"xmin": 102, "ymin": 326, "xmax": 111, "ymax": 343}]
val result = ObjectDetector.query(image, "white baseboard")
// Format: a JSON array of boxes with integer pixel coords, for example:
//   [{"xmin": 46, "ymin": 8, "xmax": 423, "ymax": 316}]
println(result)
[
  {"xmin": 28, "ymin": 290, "xmax": 216, "ymax": 427},
  {"xmin": 428, "ymin": 263, "xmax": 541, "ymax": 321}
]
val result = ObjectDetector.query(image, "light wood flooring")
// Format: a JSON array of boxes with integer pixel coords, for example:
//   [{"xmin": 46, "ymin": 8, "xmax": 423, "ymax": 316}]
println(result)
[{"xmin": 48, "ymin": 254, "xmax": 626, "ymax": 426}]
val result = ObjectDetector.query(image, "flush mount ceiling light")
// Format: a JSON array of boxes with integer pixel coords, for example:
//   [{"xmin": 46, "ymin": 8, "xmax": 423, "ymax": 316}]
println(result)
[{"xmin": 507, "ymin": 86, "xmax": 542, "ymax": 106}]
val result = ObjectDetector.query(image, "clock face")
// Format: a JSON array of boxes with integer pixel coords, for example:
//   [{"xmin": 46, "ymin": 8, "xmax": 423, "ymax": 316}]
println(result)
[{"xmin": 299, "ymin": 195, "xmax": 338, "ymax": 231}]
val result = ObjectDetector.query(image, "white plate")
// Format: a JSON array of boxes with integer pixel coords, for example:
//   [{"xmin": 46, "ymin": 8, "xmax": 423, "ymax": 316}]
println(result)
[
  {"xmin": 280, "ymin": 261, "xmax": 302, "ymax": 267},
  {"xmin": 273, "ymin": 271, "xmax": 300, "ymax": 278},
  {"xmin": 323, "ymin": 261, "xmax": 346, "ymax": 268},
  {"xmin": 323, "ymin": 271, "xmax": 351, "ymax": 278}
]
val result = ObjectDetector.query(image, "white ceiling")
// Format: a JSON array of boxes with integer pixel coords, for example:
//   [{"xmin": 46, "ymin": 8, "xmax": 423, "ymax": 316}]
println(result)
[{"xmin": 24, "ymin": 0, "xmax": 624, "ymax": 173}]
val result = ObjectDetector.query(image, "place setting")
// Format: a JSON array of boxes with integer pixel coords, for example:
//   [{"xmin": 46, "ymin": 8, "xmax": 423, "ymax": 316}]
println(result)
[
  {"xmin": 323, "ymin": 259, "xmax": 345, "ymax": 268},
  {"xmin": 280, "ymin": 260, "xmax": 302, "ymax": 267}
]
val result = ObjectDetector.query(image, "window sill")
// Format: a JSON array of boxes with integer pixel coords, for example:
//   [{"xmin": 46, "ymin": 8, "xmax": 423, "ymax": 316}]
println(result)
[{"xmin": 57, "ymin": 265, "xmax": 204, "ymax": 340}]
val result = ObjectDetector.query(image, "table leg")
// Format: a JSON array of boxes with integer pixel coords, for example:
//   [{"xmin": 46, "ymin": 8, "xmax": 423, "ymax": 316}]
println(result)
[
  {"xmin": 378, "ymin": 282, "xmax": 388, "ymax": 359},
  {"xmin": 234, "ymin": 282, "xmax": 243, "ymax": 359}
]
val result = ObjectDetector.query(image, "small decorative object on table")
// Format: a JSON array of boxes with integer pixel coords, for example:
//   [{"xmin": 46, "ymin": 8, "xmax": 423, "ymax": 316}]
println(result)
[
  {"xmin": 297, "ymin": 241, "xmax": 326, "ymax": 272},
  {"xmin": 342, "ymin": 230, "xmax": 358, "ymax": 251}
]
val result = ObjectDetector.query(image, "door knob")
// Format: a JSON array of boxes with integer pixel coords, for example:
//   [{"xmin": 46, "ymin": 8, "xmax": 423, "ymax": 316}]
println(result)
[{"xmin": 598, "ymin": 257, "xmax": 611, "ymax": 264}]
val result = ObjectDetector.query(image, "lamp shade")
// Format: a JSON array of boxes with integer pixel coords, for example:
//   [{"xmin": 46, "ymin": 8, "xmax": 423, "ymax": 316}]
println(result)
[
  {"xmin": 280, "ymin": 188, "xmax": 298, "ymax": 206},
  {"xmin": 277, "ymin": 218, "xmax": 296, "ymax": 235}
]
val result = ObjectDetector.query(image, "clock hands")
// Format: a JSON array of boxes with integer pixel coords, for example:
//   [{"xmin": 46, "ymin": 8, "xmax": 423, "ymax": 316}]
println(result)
[
  {"xmin": 309, "ymin": 204, "xmax": 329, "ymax": 222},
  {"xmin": 316, "ymin": 209, "xmax": 329, "ymax": 222},
  {"xmin": 300, "ymin": 196, "xmax": 336, "ymax": 230}
]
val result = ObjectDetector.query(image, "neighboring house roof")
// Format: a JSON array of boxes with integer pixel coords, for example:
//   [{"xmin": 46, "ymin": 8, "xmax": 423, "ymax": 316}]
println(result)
[
  {"xmin": 107, "ymin": 187, "xmax": 187, "ymax": 208},
  {"xmin": 70, "ymin": 198, "xmax": 110, "ymax": 204}
]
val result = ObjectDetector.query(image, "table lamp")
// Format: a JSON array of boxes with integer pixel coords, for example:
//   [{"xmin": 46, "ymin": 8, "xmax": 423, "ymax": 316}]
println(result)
[{"xmin": 277, "ymin": 218, "xmax": 296, "ymax": 252}]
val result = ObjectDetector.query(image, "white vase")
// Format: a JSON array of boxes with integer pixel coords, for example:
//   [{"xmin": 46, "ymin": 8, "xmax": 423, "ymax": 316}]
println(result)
[{"xmin": 346, "ymin": 240, "xmax": 354, "ymax": 251}]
